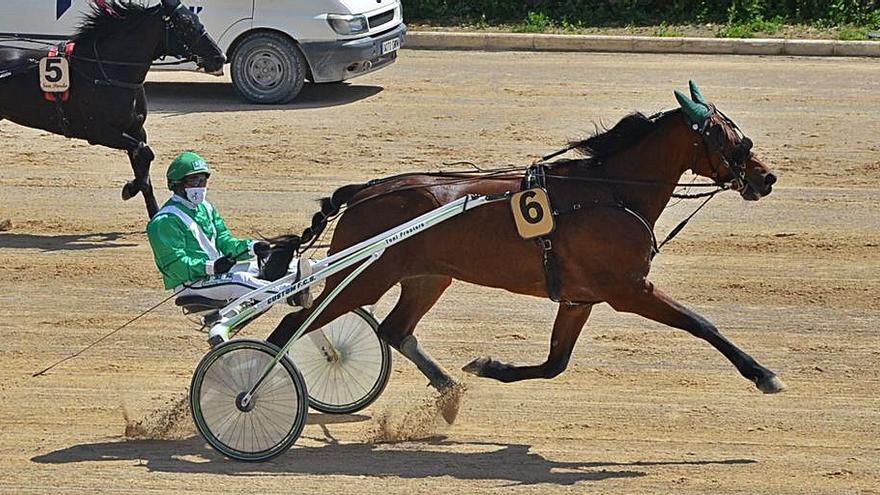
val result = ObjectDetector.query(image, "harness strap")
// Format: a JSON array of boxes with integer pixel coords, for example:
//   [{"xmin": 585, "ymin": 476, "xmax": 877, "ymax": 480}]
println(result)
[
  {"xmin": 43, "ymin": 42, "xmax": 75, "ymax": 137},
  {"xmin": 90, "ymin": 40, "xmax": 144, "ymax": 91},
  {"xmin": 523, "ymin": 164, "xmax": 563, "ymax": 303},
  {"xmin": 619, "ymin": 205, "xmax": 660, "ymax": 258},
  {"xmin": 0, "ymin": 58, "xmax": 40, "ymax": 80},
  {"xmin": 540, "ymin": 238, "xmax": 563, "ymax": 302}
]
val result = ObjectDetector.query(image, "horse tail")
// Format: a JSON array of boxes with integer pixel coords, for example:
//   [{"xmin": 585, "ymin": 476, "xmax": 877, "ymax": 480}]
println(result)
[{"xmin": 278, "ymin": 182, "xmax": 370, "ymax": 254}]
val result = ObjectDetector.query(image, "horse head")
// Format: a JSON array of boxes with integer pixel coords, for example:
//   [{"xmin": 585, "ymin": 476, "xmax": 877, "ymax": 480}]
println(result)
[
  {"xmin": 160, "ymin": 0, "xmax": 225, "ymax": 75},
  {"xmin": 676, "ymin": 81, "xmax": 777, "ymax": 201}
]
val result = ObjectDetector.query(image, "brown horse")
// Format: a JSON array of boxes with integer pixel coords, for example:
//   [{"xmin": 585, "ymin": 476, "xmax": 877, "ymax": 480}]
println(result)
[{"xmin": 267, "ymin": 82, "xmax": 785, "ymax": 420}]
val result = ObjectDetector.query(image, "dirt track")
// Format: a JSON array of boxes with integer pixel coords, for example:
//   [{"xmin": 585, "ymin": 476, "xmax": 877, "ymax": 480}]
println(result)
[{"xmin": 1, "ymin": 51, "xmax": 878, "ymax": 494}]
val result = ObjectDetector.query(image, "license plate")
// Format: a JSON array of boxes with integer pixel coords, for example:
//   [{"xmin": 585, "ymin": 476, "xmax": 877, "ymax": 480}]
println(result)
[{"xmin": 381, "ymin": 38, "xmax": 400, "ymax": 55}]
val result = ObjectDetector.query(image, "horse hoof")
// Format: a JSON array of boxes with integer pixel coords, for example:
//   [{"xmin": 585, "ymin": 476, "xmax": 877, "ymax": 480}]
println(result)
[
  {"xmin": 461, "ymin": 357, "xmax": 491, "ymax": 377},
  {"xmin": 436, "ymin": 382, "xmax": 466, "ymax": 425},
  {"xmin": 121, "ymin": 182, "xmax": 138, "ymax": 201},
  {"xmin": 757, "ymin": 374, "xmax": 787, "ymax": 394}
]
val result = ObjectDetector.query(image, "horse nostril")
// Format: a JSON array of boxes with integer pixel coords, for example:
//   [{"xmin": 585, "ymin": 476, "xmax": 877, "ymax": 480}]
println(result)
[{"xmin": 764, "ymin": 173, "xmax": 777, "ymax": 187}]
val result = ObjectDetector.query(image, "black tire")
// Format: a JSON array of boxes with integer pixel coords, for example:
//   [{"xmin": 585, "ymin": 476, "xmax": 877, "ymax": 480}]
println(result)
[
  {"xmin": 230, "ymin": 32, "xmax": 307, "ymax": 104},
  {"xmin": 190, "ymin": 339, "xmax": 308, "ymax": 462},
  {"xmin": 289, "ymin": 308, "xmax": 392, "ymax": 414}
]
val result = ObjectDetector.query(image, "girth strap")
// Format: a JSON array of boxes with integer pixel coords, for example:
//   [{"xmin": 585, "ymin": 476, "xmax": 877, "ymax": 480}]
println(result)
[
  {"xmin": 522, "ymin": 164, "xmax": 563, "ymax": 303},
  {"xmin": 44, "ymin": 42, "xmax": 75, "ymax": 137}
]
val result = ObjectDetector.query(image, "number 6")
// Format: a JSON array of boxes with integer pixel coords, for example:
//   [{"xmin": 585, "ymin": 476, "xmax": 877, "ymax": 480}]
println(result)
[
  {"xmin": 511, "ymin": 188, "xmax": 554, "ymax": 239},
  {"xmin": 519, "ymin": 190, "xmax": 544, "ymax": 224}
]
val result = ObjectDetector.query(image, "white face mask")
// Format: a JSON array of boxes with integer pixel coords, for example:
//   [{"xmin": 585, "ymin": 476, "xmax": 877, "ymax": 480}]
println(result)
[{"xmin": 185, "ymin": 187, "xmax": 207, "ymax": 205}]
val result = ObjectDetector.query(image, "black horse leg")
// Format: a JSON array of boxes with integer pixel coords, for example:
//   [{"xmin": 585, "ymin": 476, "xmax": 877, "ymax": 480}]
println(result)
[
  {"xmin": 462, "ymin": 303, "xmax": 593, "ymax": 382},
  {"xmin": 607, "ymin": 281, "xmax": 785, "ymax": 393},
  {"xmin": 121, "ymin": 127, "xmax": 158, "ymax": 218},
  {"xmin": 82, "ymin": 119, "xmax": 156, "ymax": 218}
]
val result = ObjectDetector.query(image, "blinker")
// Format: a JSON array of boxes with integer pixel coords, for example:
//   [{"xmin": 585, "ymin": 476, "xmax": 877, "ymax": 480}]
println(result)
[{"xmin": 731, "ymin": 137, "xmax": 753, "ymax": 164}]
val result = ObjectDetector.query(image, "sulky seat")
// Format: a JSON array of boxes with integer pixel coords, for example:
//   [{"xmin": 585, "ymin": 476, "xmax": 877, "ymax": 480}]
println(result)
[{"xmin": 174, "ymin": 295, "xmax": 229, "ymax": 313}]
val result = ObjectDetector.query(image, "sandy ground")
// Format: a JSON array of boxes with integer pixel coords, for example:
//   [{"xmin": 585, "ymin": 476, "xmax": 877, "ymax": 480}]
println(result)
[{"xmin": 1, "ymin": 51, "xmax": 878, "ymax": 494}]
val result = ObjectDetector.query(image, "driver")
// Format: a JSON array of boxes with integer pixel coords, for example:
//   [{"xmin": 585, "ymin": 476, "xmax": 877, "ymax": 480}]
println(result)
[{"xmin": 146, "ymin": 151, "xmax": 312, "ymax": 308}]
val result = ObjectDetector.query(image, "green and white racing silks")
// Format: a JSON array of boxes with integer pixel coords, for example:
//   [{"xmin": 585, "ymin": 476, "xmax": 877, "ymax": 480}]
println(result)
[{"xmin": 147, "ymin": 196, "xmax": 254, "ymax": 289}]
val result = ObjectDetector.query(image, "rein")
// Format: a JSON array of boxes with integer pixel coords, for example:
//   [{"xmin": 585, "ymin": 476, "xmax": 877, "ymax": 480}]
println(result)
[
  {"xmin": 656, "ymin": 189, "xmax": 720, "ymax": 252},
  {"xmin": 0, "ymin": 37, "xmax": 190, "ymax": 67},
  {"xmin": 301, "ymin": 151, "xmax": 727, "ymax": 255},
  {"xmin": 31, "ymin": 245, "xmax": 253, "ymax": 377},
  {"xmin": 83, "ymin": 39, "xmax": 145, "ymax": 90},
  {"xmin": 77, "ymin": 6, "xmax": 204, "ymax": 90},
  {"xmin": 532, "ymin": 135, "xmax": 727, "ymax": 254},
  {"xmin": 0, "ymin": 4, "xmax": 204, "ymax": 90}
]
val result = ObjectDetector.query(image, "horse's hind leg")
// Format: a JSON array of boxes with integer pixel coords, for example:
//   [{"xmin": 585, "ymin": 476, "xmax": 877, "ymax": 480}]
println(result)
[
  {"xmin": 463, "ymin": 303, "xmax": 593, "ymax": 382},
  {"xmin": 606, "ymin": 281, "xmax": 785, "ymax": 393},
  {"xmin": 380, "ymin": 276, "xmax": 453, "ymax": 388},
  {"xmin": 380, "ymin": 275, "xmax": 463, "ymax": 423}
]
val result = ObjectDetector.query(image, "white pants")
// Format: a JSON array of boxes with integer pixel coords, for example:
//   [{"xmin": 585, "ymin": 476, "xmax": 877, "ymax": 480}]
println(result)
[{"xmin": 177, "ymin": 260, "xmax": 293, "ymax": 302}]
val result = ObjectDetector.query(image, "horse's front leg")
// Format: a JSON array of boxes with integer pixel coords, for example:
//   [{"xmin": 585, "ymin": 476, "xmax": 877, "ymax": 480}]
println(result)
[
  {"xmin": 85, "ymin": 95, "xmax": 157, "ymax": 218},
  {"xmin": 605, "ymin": 280, "xmax": 785, "ymax": 393},
  {"xmin": 463, "ymin": 303, "xmax": 593, "ymax": 382},
  {"xmin": 121, "ymin": 124, "xmax": 158, "ymax": 218},
  {"xmin": 122, "ymin": 91, "xmax": 157, "ymax": 218}
]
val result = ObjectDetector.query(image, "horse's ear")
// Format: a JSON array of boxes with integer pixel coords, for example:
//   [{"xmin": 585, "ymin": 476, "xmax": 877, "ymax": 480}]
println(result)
[
  {"xmin": 161, "ymin": 0, "xmax": 181, "ymax": 11},
  {"xmin": 92, "ymin": 0, "xmax": 118, "ymax": 17},
  {"xmin": 675, "ymin": 89, "xmax": 711, "ymax": 126},
  {"xmin": 689, "ymin": 80, "xmax": 709, "ymax": 106}
]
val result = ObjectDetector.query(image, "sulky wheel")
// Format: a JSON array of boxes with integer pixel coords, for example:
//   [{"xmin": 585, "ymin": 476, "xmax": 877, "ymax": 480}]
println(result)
[
  {"xmin": 288, "ymin": 307, "xmax": 391, "ymax": 414},
  {"xmin": 190, "ymin": 338, "xmax": 308, "ymax": 461}
]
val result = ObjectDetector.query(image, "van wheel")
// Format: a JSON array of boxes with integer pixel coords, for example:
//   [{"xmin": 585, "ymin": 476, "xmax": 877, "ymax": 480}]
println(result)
[{"xmin": 231, "ymin": 32, "xmax": 306, "ymax": 104}]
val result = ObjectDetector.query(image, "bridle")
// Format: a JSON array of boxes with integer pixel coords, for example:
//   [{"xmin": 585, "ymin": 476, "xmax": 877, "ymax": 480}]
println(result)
[
  {"xmin": 68, "ymin": 4, "xmax": 211, "ymax": 90},
  {"xmin": 161, "ymin": 2, "xmax": 212, "ymax": 67},
  {"xmin": 693, "ymin": 105, "xmax": 754, "ymax": 192}
]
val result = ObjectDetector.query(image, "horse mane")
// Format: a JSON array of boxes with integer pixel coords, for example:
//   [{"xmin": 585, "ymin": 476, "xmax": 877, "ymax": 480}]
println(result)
[
  {"xmin": 73, "ymin": 1, "xmax": 157, "ymax": 42},
  {"xmin": 570, "ymin": 109, "xmax": 682, "ymax": 161}
]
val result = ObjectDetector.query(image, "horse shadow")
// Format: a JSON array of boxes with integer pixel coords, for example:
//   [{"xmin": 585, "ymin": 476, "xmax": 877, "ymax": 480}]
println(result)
[
  {"xmin": 0, "ymin": 231, "xmax": 138, "ymax": 251},
  {"xmin": 32, "ymin": 420, "xmax": 756, "ymax": 485},
  {"xmin": 145, "ymin": 81, "xmax": 383, "ymax": 114}
]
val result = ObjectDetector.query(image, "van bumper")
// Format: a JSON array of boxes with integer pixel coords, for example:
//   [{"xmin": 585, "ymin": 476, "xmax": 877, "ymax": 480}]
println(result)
[{"xmin": 300, "ymin": 23, "xmax": 406, "ymax": 83}]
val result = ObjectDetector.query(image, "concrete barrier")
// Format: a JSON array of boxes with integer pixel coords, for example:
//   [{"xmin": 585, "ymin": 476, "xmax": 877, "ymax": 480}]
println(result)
[{"xmin": 405, "ymin": 31, "xmax": 880, "ymax": 57}]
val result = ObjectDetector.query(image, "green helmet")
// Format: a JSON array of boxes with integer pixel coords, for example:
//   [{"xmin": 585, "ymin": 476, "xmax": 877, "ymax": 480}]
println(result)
[{"xmin": 166, "ymin": 151, "xmax": 212, "ymax": 190}]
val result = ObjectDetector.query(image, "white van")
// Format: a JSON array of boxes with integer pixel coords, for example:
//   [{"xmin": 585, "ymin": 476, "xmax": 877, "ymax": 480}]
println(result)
[{"xmin": 0, "ymin": 0, "xmax": 406, "ymax": 103}]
